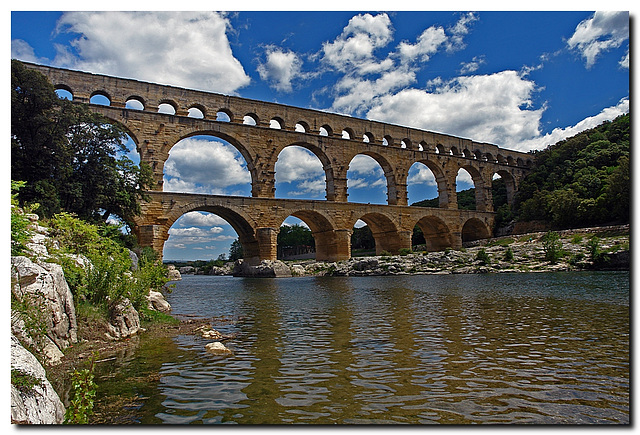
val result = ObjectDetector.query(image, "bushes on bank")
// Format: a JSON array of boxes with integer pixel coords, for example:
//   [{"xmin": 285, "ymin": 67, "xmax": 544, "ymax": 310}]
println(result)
[{"xmin": 46, "ymin": 212, "xmax": 168, "ymax": 313}]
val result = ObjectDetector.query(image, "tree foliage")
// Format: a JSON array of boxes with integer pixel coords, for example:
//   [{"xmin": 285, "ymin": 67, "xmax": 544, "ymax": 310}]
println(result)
[
  {"xmin": 11, "ymin": 60, "xmax": 152, "ymax": 227},
  {"xmin": 513, "ymin": 114, "xmax": 630, "ymax": 228}
]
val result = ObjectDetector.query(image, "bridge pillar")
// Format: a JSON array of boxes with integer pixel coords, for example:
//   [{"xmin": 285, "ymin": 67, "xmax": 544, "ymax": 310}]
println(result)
[
  {"xmin": 314, "ymin": 229, "xmax": 351, "ymax": 261},
  {"xmin": 372, "ymin": 229, "xmax": 413, "ymax": 255},
  {"xmin": 332, "ymin": 176, "xmax": 349, "ymax": 202},
  {"xmin": 135, "ymin": 224, "xmax": 169, "ymax": 259},
  {"xmin": 255, "ymin": 227, "xmax": 279, "ymax": 262}
]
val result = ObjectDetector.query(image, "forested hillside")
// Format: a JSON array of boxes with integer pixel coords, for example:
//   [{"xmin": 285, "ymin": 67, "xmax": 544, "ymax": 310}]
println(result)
[
  {"xmin": 412, "ymin": 114, "xmax": 629, "ymax": 231},
  {"xmin": 513, "ymin": 114, "xmax": 629, "ymax": 228}
]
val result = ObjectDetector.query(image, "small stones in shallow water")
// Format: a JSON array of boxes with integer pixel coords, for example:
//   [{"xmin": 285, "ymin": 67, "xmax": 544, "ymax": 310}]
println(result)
[{"xmin": 205, "ymin": 342, "xmax": 232, "ymax": 355}]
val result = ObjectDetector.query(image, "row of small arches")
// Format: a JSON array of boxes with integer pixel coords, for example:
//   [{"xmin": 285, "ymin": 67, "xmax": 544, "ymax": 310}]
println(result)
[{"xmin": 55, "ymin": 86, "xmax": 532, "ymax": 167}]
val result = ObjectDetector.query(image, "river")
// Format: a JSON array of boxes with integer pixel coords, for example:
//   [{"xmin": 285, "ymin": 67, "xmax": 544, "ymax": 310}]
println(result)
[{"xmin": 93, "ymin": 272, "xmax": 629, "ymax": 424}]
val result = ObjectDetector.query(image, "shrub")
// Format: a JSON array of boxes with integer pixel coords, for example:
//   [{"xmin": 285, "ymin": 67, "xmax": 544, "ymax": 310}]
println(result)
[
  {"xmin": 476, "ymin": 248, "xmax": 491, "ymax": 265},
  {"xmin": 11, "ymin": 181, "xmax": 33, "ymax": 256},
  {"xmin": 503, "ymin": 247, "xmax": 514, "ymax": 262},
  {"xmin": 398, "ymin": 248, "xmax": 413, "ymax": 256},
  {"xmin": 541, "ymin": 231, "xmax": 563, "ymax": 264},
  {"xmin": 64, "ymin": 358, "xmax": 97, "ymax": 424}
]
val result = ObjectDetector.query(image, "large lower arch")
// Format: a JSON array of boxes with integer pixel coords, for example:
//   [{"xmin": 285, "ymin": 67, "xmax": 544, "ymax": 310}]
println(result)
[
  {"xmin": 414, "ymin": 216, "xmax": 454, "ymax": 252},
  {"xmin": 461, "ymin": 217, "xmax": 492, "ymax": 245},
  {"xmin": 456, "ymin": 165, "xmax": 490, "ymax": 211},
  {"xmin": 163, "ymin": 203, "xmax": 262, "ymax": 263},
  {"xmin": 354, "ymin": 212, "xmax": 409, "ymax": 255}
]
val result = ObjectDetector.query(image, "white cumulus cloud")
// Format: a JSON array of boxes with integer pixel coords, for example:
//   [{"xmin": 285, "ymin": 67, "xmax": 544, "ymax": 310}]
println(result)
[
  {"xmin": 52, "ymin": 11, "xmax": 250, "ymax": 94},
  {"xmin": 567, "ymin": 11, "xmax": 629, "ymax": 69},
  {"xmin": 257, "ymin": 46, "xmax": 304, "ymax": 92},
  {"xmin": 367, "ymin": 70, "xmax": 544, "ymax": 150},
  {"xmin": 163, "ymin": 138, "xmax": 251, "ymax": 195}
]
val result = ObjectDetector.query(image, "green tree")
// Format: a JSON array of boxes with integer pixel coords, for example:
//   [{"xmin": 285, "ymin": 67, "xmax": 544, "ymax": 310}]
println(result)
[
  {"xmin": 11, "ymin": 60, "xmax": 152, "ymax": 226},
  {"xmin": 228, "ymin": 239, "xmax": 244, "ymax": 261}
]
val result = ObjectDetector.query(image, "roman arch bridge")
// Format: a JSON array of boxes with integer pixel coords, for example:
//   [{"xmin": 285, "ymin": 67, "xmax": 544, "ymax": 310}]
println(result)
[{"xmin": 26, "ymin": 62, "xmax": 533, "ymax": 264}]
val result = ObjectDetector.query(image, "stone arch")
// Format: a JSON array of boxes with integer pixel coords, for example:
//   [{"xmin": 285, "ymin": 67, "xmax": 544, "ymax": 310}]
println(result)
[
  {"xmin": 342, "ymin": 127, "xmax": 355, "ymax": 140},
  {"xmin": 163, "ymin": 202, "xmax": 260, "ymax": 262},
  {"xmin": 461, "ymin": 217, "xmax": 491, "ymax": 244},
  {"xmin": 456, "ymin": 165, "xmax": 488, "ymax": 211},
  {"xmin": 347, "ymin": 151, "xmax": 397, "ymax": 205},
  {"xmin": 354, "ymin": 212, "xmax": 406, "ymax": 255},
  {"xmin": 90, "ymin": 90, "xmax": 111, "ymax": 105},
  {"xmin": 54, "ymin": 83, "xmax": 73, "ymax": 97},
  {"xmin": 165, "ymin": 130, "xmax": 257, "ymax": 196},
  {"xmin": 273, "ymin": 142, "xmax": 334, "ymax": 201},
  {"xmin": 319, "ymin": 124, "xmax": 333, "ymax": 136},
  {"xmin": 295, "ymin": 121, "xmax": 310, "ymax": 132},
  {"xmin": 270, "ymin": 116, "xmax": 284, "ymax": 129},
  {"xmin": 158, "ymin": 101, "xmax": 177, "ymax": 115},
  {"xmin": 187, "ymin": 105, "xmax": 206, "ymax": 119},
  {"xmin": 279, "ymin": 210, "xmax": 345, "ymax": 261},
  {"xmin": 215, "ymin": 108, "xmax": 233, "ymax": 121},
  {"xmin": 414, "ymin": 215, "xmax": 453, "ymax": 252},
  {"xmin": 493, "ymin": 169, "xmax": 517, "ymax": 205},
  {"xmin": 407, "ymin": 160, "xmax": 451, "ymax": 208},
  {"xmin": 243, "ymin": 113, "xmax": 259, "ymax": 126},
  {"xmin": 363, "ymin": 132, "xmax": 375, "ymax": 143}
]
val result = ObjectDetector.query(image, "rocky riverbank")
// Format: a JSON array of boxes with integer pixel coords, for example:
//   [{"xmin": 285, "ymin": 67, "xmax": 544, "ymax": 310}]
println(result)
[
  {"xmin": 181, "ymin": 225, "xmax": 628, "ymax": 278},
  {"xmin": 10, "ymin": 211, "xmax": 174, "ymax": 424}
]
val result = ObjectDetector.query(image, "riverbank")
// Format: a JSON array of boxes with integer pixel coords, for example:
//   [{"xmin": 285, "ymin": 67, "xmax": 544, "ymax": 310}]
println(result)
[{"xmin": 180, "ymin": 225, "xmax": 629, "ymax": 278}]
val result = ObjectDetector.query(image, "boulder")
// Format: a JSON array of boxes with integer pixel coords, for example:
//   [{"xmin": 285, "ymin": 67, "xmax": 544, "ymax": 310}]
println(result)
[
  {"xmin": 11, "ymin": 256, "xmax": 78, "ymax": 354},
  {"xmin": 11, "ymin": 335, "xmax": 66, "ymax": 424},
  {"xmin": 166, "ymin": 265, "xmax": 182, "ymax": 281},
  {"xmin": 147, "ymin": 290, "xmax": 171, "ymax": 313},
  {"xmin": 106, "ymin": 298, "xmax": 141, "ymax": 340},
  {"xmin": 205, "ymin": 341, "xmax": 232, "ymax": 355},
  {"xmin": 233, "ymin": 259, "xmax": 292, "ymax": 278}
]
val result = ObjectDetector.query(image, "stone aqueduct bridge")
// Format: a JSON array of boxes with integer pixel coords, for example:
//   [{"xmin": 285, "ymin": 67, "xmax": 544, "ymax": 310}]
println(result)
[{"xmin": 26, "ymin": 62, "xmax": 533, "ymax": 263}]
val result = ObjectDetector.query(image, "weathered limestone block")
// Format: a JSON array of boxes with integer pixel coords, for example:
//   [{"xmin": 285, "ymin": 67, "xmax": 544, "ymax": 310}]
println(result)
[
  {"xmin": 106, "ymin": 298, "xmax": 141, "ymax": 340},
  {"xmin": 11, "ymin": 256, "xmax": 78, "ymax": 354},
  {"xmin": 147, "ymin": 290, "xmax": 171, "ymax": 313},
  {"xmin": 11, "ymin": 335, "xmax": 66, "ymax": 424}
]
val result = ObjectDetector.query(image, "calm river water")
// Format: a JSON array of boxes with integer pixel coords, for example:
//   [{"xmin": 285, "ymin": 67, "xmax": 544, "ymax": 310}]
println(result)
[{"xmin": 94, "ymin": 272, "xmax": 629, "ymax": 424}]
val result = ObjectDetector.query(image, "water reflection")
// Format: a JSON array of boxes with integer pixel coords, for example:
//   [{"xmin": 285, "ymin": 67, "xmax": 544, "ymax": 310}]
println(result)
[{"xmin": 95, "ymin": 272, "xmax": 628, "ymax": 424}]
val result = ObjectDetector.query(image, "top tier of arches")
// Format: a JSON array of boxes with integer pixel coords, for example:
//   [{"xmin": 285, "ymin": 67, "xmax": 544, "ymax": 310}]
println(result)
[{"xmin": 34, "ymin": 62, "xmax": 533, "ymax": 168}]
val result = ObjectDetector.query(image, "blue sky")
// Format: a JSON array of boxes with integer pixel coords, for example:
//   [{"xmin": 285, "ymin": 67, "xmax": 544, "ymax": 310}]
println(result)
[{"xmin": 11, "ymin": 9, "xmax": 630, "ymax": 261}]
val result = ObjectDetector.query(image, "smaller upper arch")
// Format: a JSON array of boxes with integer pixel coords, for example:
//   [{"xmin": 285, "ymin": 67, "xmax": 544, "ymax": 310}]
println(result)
[
  {"xmin": 319, "ymin": 124, "xmax": 333, "ymax": 137},
  {"xmin": 187, "ymin": 105, "xmax": 206, "ymax": 118},
  {"xmin": 90, "ymin": 90, "xmax": 112, "ymax": 105},
  {"xmin": 295, "ymin": 121, "xmax": 310, "ymax": 133},
  {"xmin": 243, "ymin": 113, "xmax": 259, "ymax": 126}
]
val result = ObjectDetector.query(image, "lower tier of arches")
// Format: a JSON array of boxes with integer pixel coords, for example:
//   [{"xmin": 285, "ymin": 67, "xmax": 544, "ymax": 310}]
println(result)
[{"xmin": 134, "ymin": 192, "xmax": 495, "ymax": 264}]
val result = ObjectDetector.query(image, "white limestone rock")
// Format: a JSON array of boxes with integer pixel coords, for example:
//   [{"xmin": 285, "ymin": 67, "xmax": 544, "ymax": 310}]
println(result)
[{"xmin": 11, "ymin": 335, "xmax": 65, "ymax": 424}]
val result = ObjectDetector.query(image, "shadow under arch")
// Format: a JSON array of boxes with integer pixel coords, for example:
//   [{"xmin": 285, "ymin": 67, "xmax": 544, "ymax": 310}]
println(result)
[
  {"xmin": 354, "ymin": 212, "xmax": 404, "ymax": 255},
  {"xmin": 461, "ymin": 217, "xmax": 491, "ymax": 245},
  {"xmin": 274, "ymin": 141, "xmax": 335, "ymax": 201},
  {"xmin": 414, "ymin": 216, "xmax": 454, "ymax": 252},
  {"xmin": 278, "ymin": 210, "xmax": 343, "ymax": 261}
]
